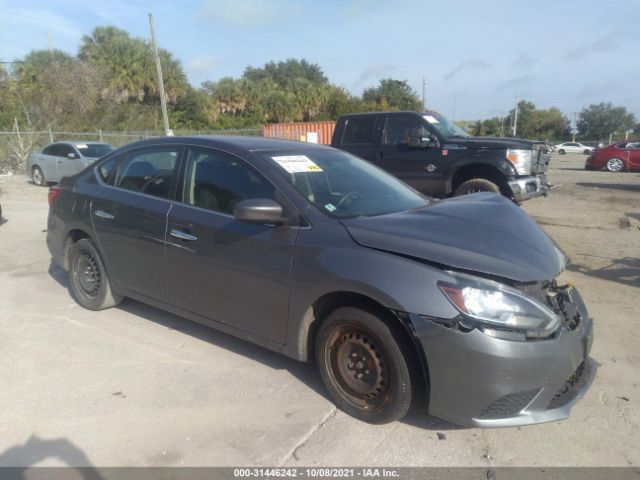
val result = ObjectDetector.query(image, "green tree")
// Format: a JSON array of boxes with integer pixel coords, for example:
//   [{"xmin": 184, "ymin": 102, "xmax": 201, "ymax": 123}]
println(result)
[
  {"xmin": 577, "ymin": 103, "xmax": 637, "ymax": 140},
  {"xmin": 80, "ymin": 26, "xmax": 188, "ymax": 103},
  {"xmin": 361, "ymin": 79, "xmax": 422, "ymax": 111},
  {"xmin": 243, "ymin": 58, "xmax": 328, "ymax": 88}
]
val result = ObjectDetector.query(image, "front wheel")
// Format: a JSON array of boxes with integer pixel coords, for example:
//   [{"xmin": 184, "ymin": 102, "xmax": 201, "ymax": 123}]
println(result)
[
  {"xmin": 69, "ymin": 238, "xmax": 122, "ymax": 310},
  {"xmin": 605, "ymin": 157, "xmax": 625, "ymax": 172},
  {"xmin": 558, "ymin": 149, "xmax": 566, "ymax": 155},
  {"xmin": 453, "ymin": 178, "xmax": 501, "ymax": 196},
  {"xmin": 315, "ymin": 306, "xmax": 418, "ymax": 424}
]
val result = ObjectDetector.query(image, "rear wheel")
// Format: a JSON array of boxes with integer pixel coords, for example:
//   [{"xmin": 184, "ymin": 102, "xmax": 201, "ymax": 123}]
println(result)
[
  {"xmin": 32, "ymin": 166, "xmax": 46, "ymax": 186},
  {"xmin": 453, "ymin": 178, "xmax": 501, "ymax": 196},
  {"xmin": 583, "ymin": 149, "xmax": 591, "ymax": 155},
  {"xmin": 315, "ymin": 306, "xmax": 418, "ymax": 424},
  {"xmin": 69, "ymin": 238, "xmax": 122, "ymax": 310},
  {"xmin": 605, "ymin": 157, "xmax": 625, "ymax": 172}
]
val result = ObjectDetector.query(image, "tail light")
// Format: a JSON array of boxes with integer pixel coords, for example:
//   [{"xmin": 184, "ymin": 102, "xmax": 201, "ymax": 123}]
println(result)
[{"xmin": 48, "ymin": 186, "xmax": 62, "ymax": 206}]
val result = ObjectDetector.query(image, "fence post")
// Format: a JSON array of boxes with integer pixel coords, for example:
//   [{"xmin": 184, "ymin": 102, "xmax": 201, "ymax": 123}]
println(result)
[
  {"xmin": 48, "ymin": 123, "xmax": 53, "ymax": 142},
  {"xmin": 99, "ymin": 129, "xmax": 103, "ymax": 143}
]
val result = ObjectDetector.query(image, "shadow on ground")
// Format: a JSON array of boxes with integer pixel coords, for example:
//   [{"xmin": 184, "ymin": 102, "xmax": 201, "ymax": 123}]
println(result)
[
  {"xmin": 47, "ymin": 263, "xmax": 459, "ymax": 431},
  {"xmin": 575, "ymin": 182, "xmax": 640, "ymax": 192},
  {"xmin": 0, "ymin": 435, "xmax": 103, "ymax": 478},
  {"xmin": 567, "ymin": 256, "xmax": 640, "ymax": 288}
]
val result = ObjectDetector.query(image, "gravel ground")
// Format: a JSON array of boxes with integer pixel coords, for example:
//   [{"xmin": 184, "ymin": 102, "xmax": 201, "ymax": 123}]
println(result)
[{"xmin": 0, "ymin": 153, "xmax": 638, "ymax": 468}]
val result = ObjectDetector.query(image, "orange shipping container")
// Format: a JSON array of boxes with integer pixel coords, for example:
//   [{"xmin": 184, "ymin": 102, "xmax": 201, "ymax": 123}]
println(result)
[{"xmin": 263, "ymin": 121, "xmax": 336, "ymax": 145}]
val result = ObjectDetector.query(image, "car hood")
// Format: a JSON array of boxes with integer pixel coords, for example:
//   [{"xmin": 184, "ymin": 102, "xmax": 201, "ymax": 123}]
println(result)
[
  {"xmin": 444, "ymin": 136, "xmax": 543, "ymax": 150},
  {"xmin": 341, "ymin": 193, "xmax": 564, "ymax": 283}
]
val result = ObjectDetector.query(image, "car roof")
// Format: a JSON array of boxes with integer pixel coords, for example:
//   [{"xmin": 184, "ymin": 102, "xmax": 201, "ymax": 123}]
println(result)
[{"xmin": 119, "ymin": 135, "xmax": 334, "ymax": 154}]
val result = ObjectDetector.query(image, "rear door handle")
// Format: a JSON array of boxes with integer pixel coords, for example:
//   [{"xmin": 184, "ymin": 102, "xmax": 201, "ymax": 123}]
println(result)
[
  {"xmin": 170, "ymin": 229, "xmax": 198, "ymax": 242},
  {"xmin": 95, "ymin": 210, "xmax": 114, "ymax": 220}
]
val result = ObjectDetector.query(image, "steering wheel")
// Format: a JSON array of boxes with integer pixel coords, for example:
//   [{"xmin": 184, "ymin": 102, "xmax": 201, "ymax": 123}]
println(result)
[{"xmin": 335, "ymin": 191, "xmax": 361, "ymax": 209}]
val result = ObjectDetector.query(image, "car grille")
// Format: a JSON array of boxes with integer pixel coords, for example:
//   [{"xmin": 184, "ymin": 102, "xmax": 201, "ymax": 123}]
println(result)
[
  {"xmin": 548, "ymin": 361, "xmax": 590, "ymax": 409},
  {"xmin": 477, "ymin": 389, "xmax": 540, "ymax": 419}
]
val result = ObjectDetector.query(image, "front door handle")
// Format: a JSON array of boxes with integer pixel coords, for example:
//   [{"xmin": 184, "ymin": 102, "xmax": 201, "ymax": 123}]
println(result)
[
  {"xmin": 170, "ymin": 229, "xmax": 198, "ymax": 242},
  {"xmin": 95, "ymin": 210, "xmax": 114, "ymax": 220}
]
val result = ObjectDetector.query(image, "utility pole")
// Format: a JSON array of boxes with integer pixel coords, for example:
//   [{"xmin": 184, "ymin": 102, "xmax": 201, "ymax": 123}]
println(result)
[
  {"xmin": 148, "ymin": 13, "xmax": 172, "ymax": 136},
  {"xmin": 422, "ymin": 77, "xmax": 427, "ymax": 110},
  {"xmin": 500, "ymin": 114, "xmax": 505, "ymax": 137},
  {"xmin": 572, "ymin": 112, "xmax": 577, "ymax": 142},
  {"xmin": 48, "ymin": 32, "xmax": 53, "ymax": 57},
  {"xmin": 512, "ymin": 91, "xmax": 519, "ymax": 137}
]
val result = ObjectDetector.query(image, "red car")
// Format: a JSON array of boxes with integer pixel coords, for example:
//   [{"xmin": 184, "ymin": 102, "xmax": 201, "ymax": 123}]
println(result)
[{"xmin": 586, "ymin": 140, "xmax": 640, "ymax": 172}]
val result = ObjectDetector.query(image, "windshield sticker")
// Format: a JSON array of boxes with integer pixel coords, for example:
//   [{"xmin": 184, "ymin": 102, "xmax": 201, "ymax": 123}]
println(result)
[
  {"xmin": 76, "ymin": 144, "xmax": 88, "ymax": 149},
  {"xmin": 324, "ymin": 203, "xmax": 337, "ymax": 212},
  {"xmin": 271, "ymin": 155, "xmax": 323, "ymax": 173},
  {"xmin": 423, "ymin": 115, "xmax": 439, "ymax": 124}
]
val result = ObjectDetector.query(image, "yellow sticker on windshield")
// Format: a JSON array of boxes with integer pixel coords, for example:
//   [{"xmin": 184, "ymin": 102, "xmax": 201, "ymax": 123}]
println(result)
[{"xmin": 272, "ymin": 155, "xmax": 323, "ymax": 173}]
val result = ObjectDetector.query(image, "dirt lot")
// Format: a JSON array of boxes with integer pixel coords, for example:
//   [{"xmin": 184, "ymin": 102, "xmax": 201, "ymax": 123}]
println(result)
[{"xmin": 0, "ymin": 153, "xmax": 638, "ymax": 467}]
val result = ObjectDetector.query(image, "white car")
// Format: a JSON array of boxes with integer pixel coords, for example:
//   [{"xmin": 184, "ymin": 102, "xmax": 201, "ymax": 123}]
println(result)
[{"xmin": 555, "ymin": 142, "xmax": 594, "ymax": 155}]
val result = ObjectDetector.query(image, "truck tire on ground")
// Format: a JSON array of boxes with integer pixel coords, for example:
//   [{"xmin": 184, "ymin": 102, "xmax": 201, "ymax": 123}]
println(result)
[
  {"xmin": 453, "ymin": 178, "xmax": 501, "ymax": 196},
  {"xmin": 315, "ymin": 306, "xmax": 418, "ymax": 424}
]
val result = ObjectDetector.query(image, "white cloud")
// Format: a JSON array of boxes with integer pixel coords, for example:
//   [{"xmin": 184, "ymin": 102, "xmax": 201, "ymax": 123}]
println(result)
[
  {"xmin": 186, "ymin": 55, "xmax": 218, "ymax": 77},
  {"xmin": 198, "ymin": 0, "xmax": 287, "ymax": 27}
]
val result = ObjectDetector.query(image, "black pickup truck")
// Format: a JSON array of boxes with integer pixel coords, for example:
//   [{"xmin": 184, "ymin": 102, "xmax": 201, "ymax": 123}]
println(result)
[{"xmin": 331, "ymin": 111, "xmax": 550, "ymax": 203}]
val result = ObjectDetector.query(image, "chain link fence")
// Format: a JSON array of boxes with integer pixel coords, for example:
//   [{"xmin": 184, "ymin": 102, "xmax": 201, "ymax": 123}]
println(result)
[{"xmin": 0, "ymin": 128, "xmax": 262, "ymax": 176}]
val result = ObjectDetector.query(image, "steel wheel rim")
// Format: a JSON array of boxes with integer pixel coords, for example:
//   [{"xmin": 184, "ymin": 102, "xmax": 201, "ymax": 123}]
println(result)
[
  {"xmin": 76, "ymin": 253, "xmax": 101, "ymax": 297},
  {"xmin": 325, "ymin": 327, "xmax": 391, "ymax": 410},
  {"xmin": 607, "ymin": 158, "xmax": 623, "ymax": 172},
  {"xmin": 33, "ymin": 168, "xmax": 43, "ymax": 185}
]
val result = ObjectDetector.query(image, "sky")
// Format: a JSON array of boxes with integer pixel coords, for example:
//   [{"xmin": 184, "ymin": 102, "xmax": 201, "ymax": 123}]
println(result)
[{"xmin": 1, "ymin": 0, "xmax": 639, "ymax": 123}]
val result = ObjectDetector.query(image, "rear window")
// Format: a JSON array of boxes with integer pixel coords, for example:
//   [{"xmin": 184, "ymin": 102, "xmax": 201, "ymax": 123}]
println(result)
[
  {"xmin": 76, "ymin": 144, "xmax": 114, "ymax": 158},
  {"xmin": 341, "ymin": 117, "xmax": 377, "ymax": 145}
]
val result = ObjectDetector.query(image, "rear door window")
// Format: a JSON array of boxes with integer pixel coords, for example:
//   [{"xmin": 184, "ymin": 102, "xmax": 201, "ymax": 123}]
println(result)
[
  {"xmin": 114, "ymin": 147, "xmax": 180, "ymax": 199},
  {"xmin": 341, "ymin": 117, "xmax": 377, "ymax": 145}
]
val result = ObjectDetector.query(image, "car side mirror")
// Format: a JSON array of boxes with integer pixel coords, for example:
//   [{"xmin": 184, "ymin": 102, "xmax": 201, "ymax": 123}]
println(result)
[
  {"xmin": 67, "ymin": 152, "xmax": 77, "ymax": 159},
  {"xmin": 234, "ymin": 198, "xmax": 284, "ymax": 225}
]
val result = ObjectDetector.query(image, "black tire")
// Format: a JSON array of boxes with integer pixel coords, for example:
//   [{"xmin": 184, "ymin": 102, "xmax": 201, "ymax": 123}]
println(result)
[
  {"xmin": 68, "ymin": 238, "xmax": 122, "ymax": 310},
  {"xmin": 32, "ymin": 166, "xmax": 47, "ymax": 186},
  {"xmin": 583, "ymin": 149, "xmax": 591, "ymax": 155},
  {"xmin": 315, "ymin": 306, "xmax": 419, "ymax": 424},
  {"xmin": 453, "ymin": 178, "xmax": 501, "ymax": 196},
  {"xmin": 605, "ymin": 157, "xmax": 625, "ymax": 172},
  {"xmin": 558, "ymin": 149, "xmax": 566, "ymax": 155}
]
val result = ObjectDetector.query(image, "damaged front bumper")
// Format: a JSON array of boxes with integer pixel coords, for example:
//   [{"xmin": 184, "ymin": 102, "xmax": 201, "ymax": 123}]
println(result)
[
  {"xmin": 408, "ymin": 285, "xmax": 595, "ymax": 428},
  {"xmin": 509, "ymin": 175, "xmax": 550, "ymax": 203}
]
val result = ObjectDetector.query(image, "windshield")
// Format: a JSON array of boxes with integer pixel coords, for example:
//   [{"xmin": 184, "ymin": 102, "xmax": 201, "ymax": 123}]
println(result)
[
  {"xmin": 423, "ymin": 113, "xmax": 471, "ymax": 138},
  {"xmin": 75, "ymin": 143, "xmax": 114, "ymax": 158},
  {"xmin": 259, "ymin": 149, "xmax": 428, "ymax": 219}
]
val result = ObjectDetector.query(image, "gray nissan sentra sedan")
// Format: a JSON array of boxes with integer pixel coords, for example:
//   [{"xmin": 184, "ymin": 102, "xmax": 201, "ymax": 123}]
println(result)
[{"xmin": 46, "ymin": 136, "xmax": 594, "ymax": 427}]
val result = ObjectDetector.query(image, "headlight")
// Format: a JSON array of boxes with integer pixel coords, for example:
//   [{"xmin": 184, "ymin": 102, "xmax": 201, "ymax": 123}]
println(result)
[
  {"xmin": 506, "ymin": 149, "xmax": 532, "ymax": 175},
  {"xmin": 438, "ymin": 273, "xmax": 561, "ymax": 339}
]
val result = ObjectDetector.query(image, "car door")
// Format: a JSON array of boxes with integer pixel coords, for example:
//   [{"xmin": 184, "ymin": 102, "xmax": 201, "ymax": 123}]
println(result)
[
  {"xmin": 165, "ymin": 146, "xmax": 296, "ymax": 344},
  {"xmin": 338, "ymin": 116, "xmax": 380, "ymax": 163},
  {"xmin": 56, "ymin": 144, "xmax": 84, "ymax": 180},
  {"xmin": 91, "ymin": 145, "xmax": 182, "ymax": 301},
  {"xmin": 39, "ymin": 145, "xmax": 59, "ymax": 180},
  {"xmin": 626, "ymin": 142, "xmax": 640, "ymax": 170},
  {"xmin": 377, "ymin": 114, "xmax": 444, "ymax": 193}
]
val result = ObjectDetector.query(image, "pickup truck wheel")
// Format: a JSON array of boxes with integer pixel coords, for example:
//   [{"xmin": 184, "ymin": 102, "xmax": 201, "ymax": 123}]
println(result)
[
  {"xmin": 453, "ymin": 178, "xmax": 501, "ymax": 196},
  {"xmin": 32, "ymin": 166, "xmax": 46, "ymax": 186},
  {"xmin": 69, "ymin": 238, "xmax": 122, "ymax": 310},
  {"xmin": 315, "ymin": 306, "xmax": 417, "ymax": 424}
]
